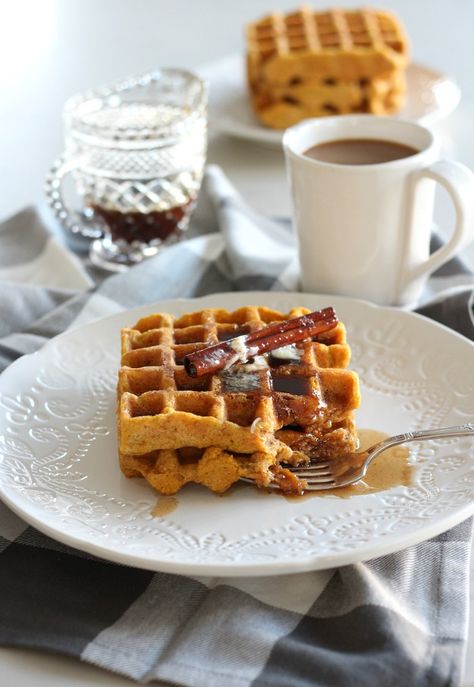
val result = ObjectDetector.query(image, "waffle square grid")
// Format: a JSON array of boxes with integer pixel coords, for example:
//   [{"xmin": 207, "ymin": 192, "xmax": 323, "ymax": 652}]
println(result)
[
  {"xmin": 246, "ymin": 6, "xmax": 409, "ymax": 128},
  {"xmin": 118, "ymin": 306, "xmax": 360, "ymax": 459}
]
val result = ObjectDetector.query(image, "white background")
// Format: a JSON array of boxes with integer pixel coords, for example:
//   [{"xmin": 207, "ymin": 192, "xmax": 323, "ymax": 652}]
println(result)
[{"xmin": 1, "ymin": 0, "xmax": 473, "ymax": 685}]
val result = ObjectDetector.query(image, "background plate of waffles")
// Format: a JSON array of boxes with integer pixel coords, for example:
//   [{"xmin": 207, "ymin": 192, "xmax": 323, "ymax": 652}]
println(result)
[
  {"xmin": 200, "ymin": 54, "xmax": 461, "ymax": 146},
  {"xmin": 0, "ymin": 291, "xmax": 473, "ymax": 576}
]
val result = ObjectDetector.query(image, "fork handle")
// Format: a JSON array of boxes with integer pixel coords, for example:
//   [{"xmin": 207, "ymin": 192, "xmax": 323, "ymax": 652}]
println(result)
[{"xmin": 380, "ymin": 423, "xmax": 474, "ymax": 450}]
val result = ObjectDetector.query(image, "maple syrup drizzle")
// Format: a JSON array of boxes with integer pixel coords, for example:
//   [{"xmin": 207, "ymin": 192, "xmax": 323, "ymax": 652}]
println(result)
[
  {"xmin": 270, "ymin": 372, "xmax": 311, "ymax": 396},
  {"xmin": 285, "ymin": 428, "xmax": 412, "ymax": 500},
  {"xmin": 148, "ymin": 431, "xmax": 411, "ymax": 508},
  {"xmin": 151, "ymin": 495, "xmax": 178, "ymax": 517}
]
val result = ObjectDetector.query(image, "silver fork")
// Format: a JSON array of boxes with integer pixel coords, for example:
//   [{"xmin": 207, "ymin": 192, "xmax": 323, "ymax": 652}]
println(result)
[{"xmin": 244, "ymin": 423, "xmax": 474, "ymax": 491}]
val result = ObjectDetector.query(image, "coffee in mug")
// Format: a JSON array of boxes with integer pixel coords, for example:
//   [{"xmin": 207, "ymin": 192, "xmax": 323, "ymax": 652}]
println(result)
[
  {"xmin": 303, "ymin": 139, "xmax": 418, "ymax": 165},
  {"xmin": 283, "ymin": 116, "xmax": 474, "ymax": 306}
]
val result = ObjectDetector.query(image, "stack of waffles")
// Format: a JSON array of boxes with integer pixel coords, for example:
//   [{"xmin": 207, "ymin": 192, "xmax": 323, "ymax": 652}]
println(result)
[
  {"xmin": 246, "ymin": 6, "xmax": 409, "ymax": 129},
  {"xmin": 118, "ymin": 306, "xmax": 361, "ymax": 495}
]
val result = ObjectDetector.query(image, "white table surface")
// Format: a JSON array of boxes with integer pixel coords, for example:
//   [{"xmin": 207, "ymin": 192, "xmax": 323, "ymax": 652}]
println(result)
[{"xmin": 1, "ymin": 0, "xmax": 473, "ymax": 684}]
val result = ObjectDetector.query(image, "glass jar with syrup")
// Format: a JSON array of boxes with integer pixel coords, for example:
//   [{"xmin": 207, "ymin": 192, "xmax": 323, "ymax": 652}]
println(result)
[{"xmin": 46, "ymin": 69, "xmax": 207, "ymax": 271}]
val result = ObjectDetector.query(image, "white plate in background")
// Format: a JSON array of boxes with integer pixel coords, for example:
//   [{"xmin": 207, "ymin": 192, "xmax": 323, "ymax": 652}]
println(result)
[{"xmin": 200, "ymin": 55, "xmax": 461, "ymax": 147}]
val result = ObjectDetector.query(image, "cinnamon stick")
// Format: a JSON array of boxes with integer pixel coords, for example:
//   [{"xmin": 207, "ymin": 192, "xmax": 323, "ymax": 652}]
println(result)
[{"xmin": 184, "ymin": 307, "xmax": 338, "ymax": 377}]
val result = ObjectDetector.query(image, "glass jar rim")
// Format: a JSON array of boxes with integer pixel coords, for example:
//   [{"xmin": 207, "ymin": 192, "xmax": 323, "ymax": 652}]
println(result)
[{"xmin": 63, "ymin": 68, "xmax": 207, "ymax": 144}]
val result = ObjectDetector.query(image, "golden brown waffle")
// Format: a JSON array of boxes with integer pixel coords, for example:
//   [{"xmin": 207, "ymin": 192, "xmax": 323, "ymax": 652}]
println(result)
[
  {"xmin": 246, "ymin": 6, "xmax": 409, "ymax": 128},
  {"xmin": 118, "ymin": 306, "xmax": 360, "ymax": 494},
  {"xmin": 120, "ymin": 447, "xmax": 299, "ymax": 495}
]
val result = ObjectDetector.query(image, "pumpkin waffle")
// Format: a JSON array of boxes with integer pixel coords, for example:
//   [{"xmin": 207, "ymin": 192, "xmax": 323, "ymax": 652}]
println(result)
[
  {"xmin": 246, "ymin": 6, "xmax": 409, "ymax": 128},
  {"xmin": 120, "ymin": 447, "xmax": 299, "ymax": 495},
  {"xmin": 118, "ymin": 306, "xmax": 360, "ymax": 494}
]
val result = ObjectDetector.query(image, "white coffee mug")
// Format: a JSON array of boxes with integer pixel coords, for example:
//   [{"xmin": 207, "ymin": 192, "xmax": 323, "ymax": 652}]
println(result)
[{"xmin": 283, "ymin": 116, "xmax": 474, "ymax": 306}]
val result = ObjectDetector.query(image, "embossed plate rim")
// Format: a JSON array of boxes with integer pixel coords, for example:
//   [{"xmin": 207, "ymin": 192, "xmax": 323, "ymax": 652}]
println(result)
[{"xmin": 0, "ymin": 291, "xmax": 473, "ymax": 576}]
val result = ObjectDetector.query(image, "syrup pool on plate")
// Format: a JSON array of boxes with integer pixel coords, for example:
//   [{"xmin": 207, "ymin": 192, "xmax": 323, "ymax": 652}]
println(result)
[{"xmin": 285, "ymin": 428, "xmax": 413, "ymax": 500}]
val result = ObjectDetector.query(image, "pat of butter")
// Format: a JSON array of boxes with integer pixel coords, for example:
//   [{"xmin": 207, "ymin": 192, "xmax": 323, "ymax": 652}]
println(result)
[
  {"xmin": 271, "ymin": 344, "xmax": 302, "ymax": 360},
  {"xmin": 225, "ymin": 335, "xmax": 258, "ymax": 367},
  {"xmin": 243, "ymin": 355, "xmax": 268, "ymax": 371}
]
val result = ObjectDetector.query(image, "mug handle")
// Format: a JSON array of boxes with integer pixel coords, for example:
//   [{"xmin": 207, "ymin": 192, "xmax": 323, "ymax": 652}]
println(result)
[
  {"xmin": 45, "ymin": 155, "xmax": 103, "ymax": 239},
  {"xmin": 407, "ymin": 160, "xmax": 474, "ymax": 281}
]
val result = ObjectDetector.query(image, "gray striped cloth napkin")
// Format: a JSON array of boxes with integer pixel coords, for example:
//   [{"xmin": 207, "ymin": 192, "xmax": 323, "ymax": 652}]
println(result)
[{"xmin": 0, "ymin": 166, "xmax": 473, "ymax": 686}]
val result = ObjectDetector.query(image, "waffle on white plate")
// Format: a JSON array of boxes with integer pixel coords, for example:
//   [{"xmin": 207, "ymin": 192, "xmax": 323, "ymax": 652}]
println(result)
[
  {"xmin": 118, "ymin": 306, "xmax": 360, "ymax": 495},
  {"xmin": 246, "ymin": 6, "xmax": 409, "ymax": 129}
]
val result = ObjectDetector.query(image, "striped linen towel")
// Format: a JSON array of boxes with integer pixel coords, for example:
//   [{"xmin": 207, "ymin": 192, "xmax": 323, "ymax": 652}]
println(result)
[{"xmin": 0, "ymin": 166, "xmax": 473, "ymax": 687}]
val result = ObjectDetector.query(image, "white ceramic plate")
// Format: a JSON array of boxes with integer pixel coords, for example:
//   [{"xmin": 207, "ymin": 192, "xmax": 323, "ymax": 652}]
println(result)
[
  {"xmin": 0, "ymin": 291, "xmax": 473, "ymax": 577},
  {"xmin": 200, "ymin": 55, "xmax": 461, "ymax": 147}
]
